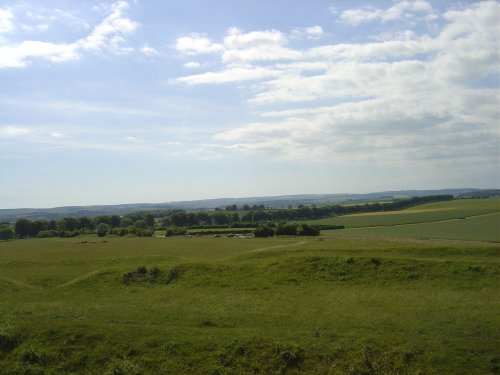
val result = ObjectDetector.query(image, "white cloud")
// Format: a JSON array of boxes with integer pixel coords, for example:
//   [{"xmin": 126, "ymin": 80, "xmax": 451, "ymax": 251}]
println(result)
[
  {"xmin": 183, "ymin": 61, "xmax": 202, "ymax": 69},
  {"xmin": 175, "ymin": 34, "xmax": 223, "ymax": 55},
  {"xmin": 0, "ymin": 1, "xmax": 138, "ymax": 68},
  {"xmin": 140, "ymin": 43, "xmax": 159, "ymax": 56},
  {"xmin": 174, "ymin": 66, "xmax": 282, "ymax": 85},
  {"xmin": 78, "ymin": 1, "xmax": 138, "ymax": 52},
  {"xmin": 340, "ymin": 0, "xmax": 436, "ymax": 25},
  {"xmin": 174, "ymin": 1, "xmax": 499, "ymax": 166},
  {"xmin": 50, "ymin": 132, "xmax": 64, "ymax": 138},
  {"xmin": 176, "ymin": 27, "xmax": 302, "ymax": 64},
  {"xmin": 0, "ymin": 126, "xmax": 31, "ymax": 137},
  {"xmin": 221, "ymin": 28, "xmax": 301, "ymax": 63},
  {"xmin": 291, "ymin": 26, "xmax": 324, "ymax": 40},
  {"xmin": 0, "ymin": 8, "xmax": 14, "ymax": 34}
]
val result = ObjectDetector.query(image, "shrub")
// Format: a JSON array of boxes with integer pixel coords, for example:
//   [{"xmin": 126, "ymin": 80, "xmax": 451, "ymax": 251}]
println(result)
[
  {"xmin": 97, "ymin": 223, "xmax": 110, "ymax": 237},
  {"xmin": 20, "ymin": 348, "xmax": 42, "ymax": 364},
  {"xmin": 0, "ymin": 325, "xmax": 20, "ymax": 351},
  {"xmin": 166, "ymin": 267, "xmax": 181, "ymax": 284},
  {"xmin": 37, "ymin": 230, "xmax": 60, "ymax": 238},
  {"xmin": 149, "ymin": 266, "xmax": 160, "ymax": 279},
  {"xmin": 105, "ymin": 359, "xmax": 141, "ymax": 375},
  {"xmin": 297, "ymin": 223, "xmax": 320, "ymax": 236},
  {"xmin": 275, "ymin": 223, "xmax": 299, "ymax": 236},
  {"xmin": 274, "ymin": 343, "xmax": 304, "ymax": 370},
  {"xmin": 0, "ymin": 226, "xmax": 14, "ymax": 241},
  {"xmin": 165, "ymin": 226, "xmax": 187, "ymax": 237},
  {"xmin": 254, "ymin": 225, "xmax": 275, "ymax": 237}
]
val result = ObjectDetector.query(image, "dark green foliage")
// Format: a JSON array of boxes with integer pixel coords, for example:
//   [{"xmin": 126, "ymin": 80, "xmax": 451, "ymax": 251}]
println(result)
[
  {"xmin": 0, "ymin": 325, "xmax": 20, "ymax": 351},
  {"xmin": 96, "ymin": 223, "xmax": 110, "ymax": 237},
  {"xmin": 20, "ymin": 348, "xmax": 42, "ymax": 364},
  {"xmin": 254, "ymin": 225, "xmax": 275, "ymax": 237},
  {"xmin": 165, "ymin": 226, "xmax": 187, "ymax": 237},
  {"xmin": 165, "ymin": 267, "xmax": 181, "ymax": 284},
  {"xmin": 149, "ymin": 266, "xmax": 160, "ymax": 279},
  {"xmin": 0, "ymin": 225, "xmax": 14, "ymax": 241},
  {"xmin": 133, "ymin": 220, "xmax": 147, "ymax": 230},
  {"xmin": 121, "ymin": 266, "xmax": 181, "ymax": 285},
  {"xmin": 15, "ymin": 218, "xmax": 32, "ymax": 238},
  {"xmin": 274, "ymin": 343, "xmax": 304, "ymax": 370},
  {"xmin": 122, "ymin": 266, "xmax": 150, "ymax": 284},
  {"xmin": 104, "ymin": 359, "xmax": 141, "ymax": 375},
  {"xmin": 275, "ymin": 223, "xmax": 299, "ymax": 235},
  {"xmin": 297, "ymin": 223, "xmax": 320, "ymax": 236}
]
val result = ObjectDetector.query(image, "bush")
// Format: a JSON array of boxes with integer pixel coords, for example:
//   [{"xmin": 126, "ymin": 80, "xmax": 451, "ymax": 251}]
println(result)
[
  {"xmin": 20, "ymin": 348, "xmax": 42, "ymax": 364},
  {"xmin": 275, "ymin": 223, "xmax": 299, "ymax": 236},
  {"xmin": 166, "ymin": 267, "xmax": 181, "ymax": 284},
  {"xmin": 0, "ymin": 226, "xmax": 14, "ymax": 241},
  {"xmin": 37, "ymin": 230, "xmax": 60, "ymax": 238},
  {"xmin": 165, "ymin": 226, "xmax": 187, "ymax": 237},
  {"xmin": 0, "ymin": 325, "xmax": 20, "ymax": 351},
  {"xmin": 97, "ymin": 223, "xmax": 110, "ymax": 237},
  {"xmin": 105, "ymin": 359, "xmax": 141, "ymax": 375},
  {"xmin": 297, "ymin": 223, "xmax": 320, "ymax": 236},
  {"xmin": 274, "ymin": 343, "xmax": 304, "ymax": 370},
  {"xmin": 254, "ymin": 225, "xmax": 275, "ymax": 237}
]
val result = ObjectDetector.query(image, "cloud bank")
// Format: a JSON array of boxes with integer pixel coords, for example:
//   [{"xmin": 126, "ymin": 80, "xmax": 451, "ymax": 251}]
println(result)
[
  {"xmin": 0, "ymin": 0, "xmax": 138, "ymax": 68},
  {"xmin": 173, "ymin": 1, "xmax": 499, "ymax": 166}
]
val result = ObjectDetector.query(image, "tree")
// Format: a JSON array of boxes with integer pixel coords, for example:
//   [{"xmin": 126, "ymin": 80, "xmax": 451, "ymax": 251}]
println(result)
[
  {"xmin": 276, "ymin": 223, "xmax": 298, "ymax": 236},
  {"xmin": 144, "ymin": 214, "xmax": 155, "ymax": 228},
  {"xmin": 254, "ymin": 225, "xmax": 274, "ymax": 238},
  {"xmin": 110, "ymin": 215, "xmax": 121, "ymax": 228},
  {"xmin": 78, "ymin": 217, "xmax": 93, "ymax": 230},
  {"xmin": 0, "ymin": 226, "xmax": 14, "ymax": 241},
  {"xmin": 298, "ymin": 223, "xmax": 320, "ymax": 236},
  {"xmin": 96, "ymin": 223, "xmax": 110, "ymax": 237},
  {"xmin": 121, "ymin": 217, "xmax": 134, "ymax": 227},
  {"xmin": 165, "ymin": 226, "xmax": 187, "ymax": 237},
  {"xmin": 134, "ymin": 220, "xmax": 147, "ymax": 230},
  {"xmin": 15, "ymin": 219, "xmax": 32, "ymax": 239}
]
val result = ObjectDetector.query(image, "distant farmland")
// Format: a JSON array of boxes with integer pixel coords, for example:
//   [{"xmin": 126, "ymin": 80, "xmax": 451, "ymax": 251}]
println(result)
[{"xmin": 309, "ymin": 198, "xmax": 499, "ymax": 242}]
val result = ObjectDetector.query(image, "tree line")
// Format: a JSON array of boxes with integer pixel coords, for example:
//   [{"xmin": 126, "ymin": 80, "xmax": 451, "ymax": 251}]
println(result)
[{"xmin": 2, "ymin": 195, "xmax": 454, "ymax": 240}]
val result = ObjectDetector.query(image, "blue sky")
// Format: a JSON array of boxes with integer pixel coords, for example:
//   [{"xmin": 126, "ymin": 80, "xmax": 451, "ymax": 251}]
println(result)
[{"xmin": 0, "ymin": 0, "xmax": 498, "ymax": 208}]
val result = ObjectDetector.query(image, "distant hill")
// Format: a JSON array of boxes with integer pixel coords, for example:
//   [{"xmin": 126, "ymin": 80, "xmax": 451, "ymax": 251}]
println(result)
[{"xmin": 0, "ymin": 188, "xmax": 497, "ymax": 223}]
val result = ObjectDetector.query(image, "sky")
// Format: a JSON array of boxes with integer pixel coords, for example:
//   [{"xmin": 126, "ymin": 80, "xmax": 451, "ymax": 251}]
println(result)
[{"xmin": 0, "ymin": 0, "xmax": 499, "ymax": 208}]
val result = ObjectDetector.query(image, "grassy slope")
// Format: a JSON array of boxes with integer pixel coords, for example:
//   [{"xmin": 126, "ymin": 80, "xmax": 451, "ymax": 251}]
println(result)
[
  {"xmin": 305, "ymin": 198, "xmax": 500, "ymax": 228},
  {"xmin": 327, "ymin": 212, "xmax": 500, "ymax": 242},
  {"xmin": 0, "ymin": 236, "xmax": 499, "ymax": 374}
]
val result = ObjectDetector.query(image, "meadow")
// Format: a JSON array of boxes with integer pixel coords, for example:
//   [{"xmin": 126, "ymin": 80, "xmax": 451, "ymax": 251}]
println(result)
[
  {"xmin": 306, "ymin": 198, "xmax": 500, "ymax": 229},
  {"xmin": 0, "ymin": 232, "xmax": 499, "ymax": 374}
]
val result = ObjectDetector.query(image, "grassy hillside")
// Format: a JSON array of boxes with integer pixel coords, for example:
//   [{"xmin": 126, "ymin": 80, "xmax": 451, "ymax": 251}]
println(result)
[
  {"xmin": 326, "ymin": 212, "xmax": 500, "ymax": 242},
  {"xmin": 0, "ymin": 236, "xmax": 499, "ymax": 374},
  {"xmin": 306, "ymin": 198, "xmax": 500, "ymax": 229}
]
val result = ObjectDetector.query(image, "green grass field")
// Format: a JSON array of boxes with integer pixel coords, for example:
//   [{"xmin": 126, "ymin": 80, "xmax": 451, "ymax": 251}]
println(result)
[
  {"xmin": 0, "ymin": 234, "xmax": 499, "ymax": 374},
  {"xmin": 326, "ymin": 212, "xmax": 500, "ymax": 242},
  {"xmin": 306, "ymin": 198, "xmax": 500, "ymax": 229}
]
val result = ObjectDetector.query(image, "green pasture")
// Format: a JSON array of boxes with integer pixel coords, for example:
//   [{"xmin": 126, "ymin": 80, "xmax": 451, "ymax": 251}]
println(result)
[
  {"xmin": 306, "ymin": 198, "xmax": 500, "ymax": 228},
  {"xmin": 0, "ymin": 235, "xmax": 499, "ymax": 374},
  {"xmin": 326, "ymin": 212, "xmax": 500, "ymax": 242}
]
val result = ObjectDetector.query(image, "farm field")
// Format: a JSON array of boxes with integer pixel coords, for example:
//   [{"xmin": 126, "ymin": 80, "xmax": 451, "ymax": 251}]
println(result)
[
  {"xmin": 305, "ymin": 198, "xmax": 500, "ymax": 229},
  {"xmin": 0, "ymin": 235, "xmax": 499, "ymax": 374},
  {"xmin": 327, "ymin": 212, "xmax": 500, "ymax": 242}
]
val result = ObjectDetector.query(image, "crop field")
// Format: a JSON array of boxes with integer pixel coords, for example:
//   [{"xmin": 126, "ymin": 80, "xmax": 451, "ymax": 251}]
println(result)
[
  {"xmin": 305, "ymin": 198, "xmax": 500, "ymax": 229},
  {"xmin": 327, "ymin": 212, "xmax": 500, "ymax": 242},
  {"xmin": 0, "ymin": 234, "xmax": 499, "ymax": 374}
]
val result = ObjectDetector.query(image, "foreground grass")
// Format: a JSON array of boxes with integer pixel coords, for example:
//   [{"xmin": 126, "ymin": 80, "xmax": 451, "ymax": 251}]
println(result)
[{"xmin": 0, "ymin": 236, "xmax": 499, "ymax": 374}]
